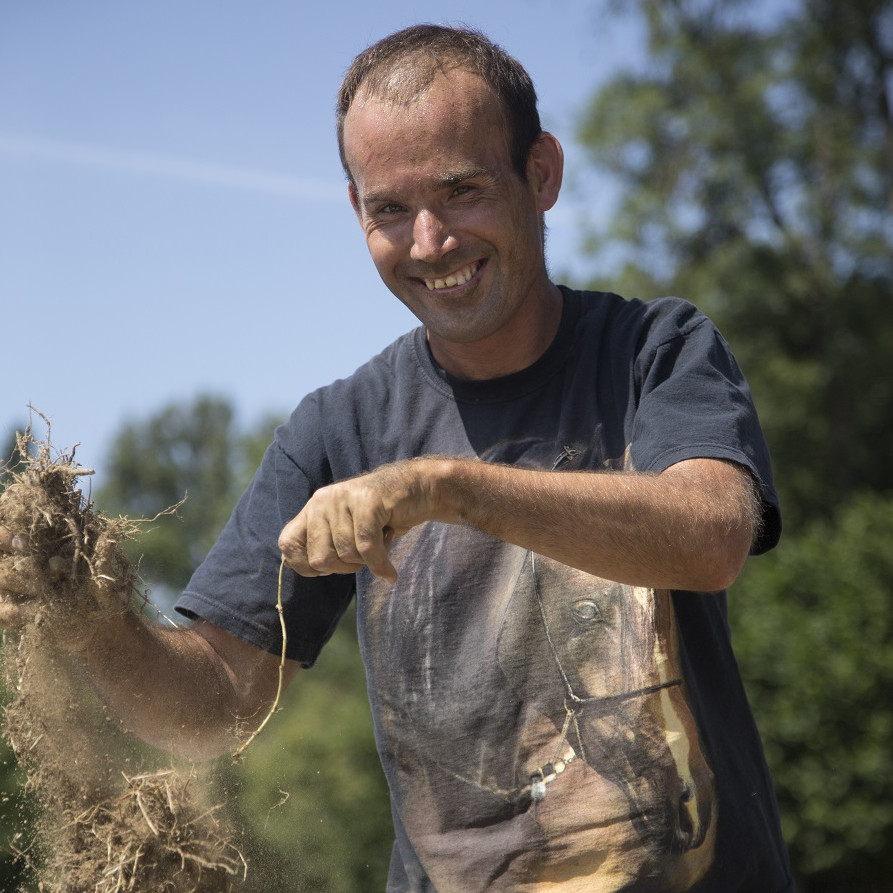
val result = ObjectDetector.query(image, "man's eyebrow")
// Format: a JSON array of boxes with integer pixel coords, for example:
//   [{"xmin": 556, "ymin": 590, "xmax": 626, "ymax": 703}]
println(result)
[
  {"xmin": 438, "ymin": 167, "xmax": 491, "ymax": 187},
  {"xmin": 360, "ymin": 168, "xmax": 494, "ymax": 209}
]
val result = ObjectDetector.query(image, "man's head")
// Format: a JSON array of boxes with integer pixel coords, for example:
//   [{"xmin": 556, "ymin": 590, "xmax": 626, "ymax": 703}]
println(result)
[
  {"xmin": 338, "ymin": 25, "xmax": 563, "ymax": 379},
  {"xmin": 336, "ymin": 24, "xmax": 542, "ymax": 187}
]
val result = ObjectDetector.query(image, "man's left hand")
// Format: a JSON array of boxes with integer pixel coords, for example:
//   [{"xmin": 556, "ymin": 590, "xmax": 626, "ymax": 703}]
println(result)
[{"xmin": 278, "ymin": 459, "xmax": 446, "ymax": 582}]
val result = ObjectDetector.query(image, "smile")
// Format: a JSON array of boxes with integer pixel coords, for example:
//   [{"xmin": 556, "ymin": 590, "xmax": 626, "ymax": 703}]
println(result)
[{"xmin": 423, "ymin": 261, "xmax": 481, "ymax": 291}]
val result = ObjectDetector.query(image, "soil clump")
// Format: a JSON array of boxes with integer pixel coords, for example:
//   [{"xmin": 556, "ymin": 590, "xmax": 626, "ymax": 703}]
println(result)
[{"xmin": 0, "ymin": 427, "xmax": 245, "ymax": 892}]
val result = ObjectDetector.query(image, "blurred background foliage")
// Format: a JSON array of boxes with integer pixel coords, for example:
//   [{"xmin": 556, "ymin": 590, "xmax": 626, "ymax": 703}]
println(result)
[{"xmin": 2, "ymin": 0, "xmax": 891, "ymax": 890}]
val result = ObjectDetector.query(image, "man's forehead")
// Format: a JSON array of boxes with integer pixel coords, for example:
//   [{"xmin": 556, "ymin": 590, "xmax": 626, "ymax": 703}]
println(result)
[{"xmin": 343, "ymin": 72, "xmax": 510, "ymax": 190}]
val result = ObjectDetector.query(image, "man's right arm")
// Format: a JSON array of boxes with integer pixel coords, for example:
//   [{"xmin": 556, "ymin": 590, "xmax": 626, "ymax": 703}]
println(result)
[
  {"xmin": 76, "ymin": 613, "xmax": 301, "ymax": 760},
  {"xmin": 0, "ymin": 525, "xmax": 301, "ymax": 762}
]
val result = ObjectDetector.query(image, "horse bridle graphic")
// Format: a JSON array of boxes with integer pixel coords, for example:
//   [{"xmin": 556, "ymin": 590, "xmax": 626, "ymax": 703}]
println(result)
[
  {"xmin": 513, "ymin": 446, "xmax": 685, "ymax": 799},
  {"xmin": 525, "ymin": 549, "xmax": 683, "ymax": 801}
]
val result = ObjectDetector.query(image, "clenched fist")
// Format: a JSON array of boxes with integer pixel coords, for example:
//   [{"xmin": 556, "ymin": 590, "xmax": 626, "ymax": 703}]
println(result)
[{"xmin": 278, "ymin": 458, "xmax": 456, "ymax": 582}]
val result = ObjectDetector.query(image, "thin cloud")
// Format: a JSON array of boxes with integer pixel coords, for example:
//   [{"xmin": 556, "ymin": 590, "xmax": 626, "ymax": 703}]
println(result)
[{"xmin": 0, "ymin": 132, "xmax": 345, "ymax": 202}]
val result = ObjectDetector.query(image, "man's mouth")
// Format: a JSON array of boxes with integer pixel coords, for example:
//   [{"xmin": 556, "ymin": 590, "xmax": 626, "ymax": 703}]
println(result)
[{"xmin": 422, "ymin": 261, "xmax": 481, "ymax": 291}]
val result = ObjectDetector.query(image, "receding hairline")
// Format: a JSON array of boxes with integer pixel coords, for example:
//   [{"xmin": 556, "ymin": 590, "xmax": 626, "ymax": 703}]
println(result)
[
  {"xmin": 342, "ymin": 48, "xmax": 479, "ymax": 111},
  {"xmin": 337, "ymin": 25, "xmax": 512, "ymax": 117}
]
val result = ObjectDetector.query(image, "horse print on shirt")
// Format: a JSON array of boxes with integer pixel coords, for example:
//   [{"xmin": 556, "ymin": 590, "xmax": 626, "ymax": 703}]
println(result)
[{"xmin": 360, "ymin": 439, "xmax": 718, "ymax": 891}]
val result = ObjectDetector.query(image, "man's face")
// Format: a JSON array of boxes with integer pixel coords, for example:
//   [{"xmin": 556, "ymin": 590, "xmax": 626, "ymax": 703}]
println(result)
[{"xmin": 342, "ymin": 68, "xmax": 562, "ymax": 374}]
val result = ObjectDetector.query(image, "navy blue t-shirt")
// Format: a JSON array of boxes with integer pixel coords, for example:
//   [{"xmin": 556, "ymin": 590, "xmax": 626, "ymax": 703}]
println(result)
[{"xmin": 178, "ymin": 288, "xmax": 793, "ymax": 892}]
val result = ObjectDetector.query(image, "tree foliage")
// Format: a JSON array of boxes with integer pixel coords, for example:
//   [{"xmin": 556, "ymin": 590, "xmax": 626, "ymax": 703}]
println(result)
[
  {"xmin": 730, "ymin": 494, "xmax": 893, "ymax": 889},
  {"xmin": 97, "ymin": 395, "xmax": 281, "ymax": 596},
  {"xmin": 579, "ymin": 0, "xmax": 893, "ymax": 526},
  {"xmin": 578, "ymin": 1, "xmax": 893, "ymax": 888}
]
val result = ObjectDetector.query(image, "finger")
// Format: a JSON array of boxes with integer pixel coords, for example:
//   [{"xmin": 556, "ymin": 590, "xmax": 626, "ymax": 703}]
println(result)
[
  {"xmin": 279, "ymin": 513, "xmax": 339, "ymax": 577},
  {"xmin": 278, "ymin": 517, "xmax": 312, "ymax": 575},
  {"xmin": 280, "ymin": 483, "xmax": 401, "ymax": 580},
  {"xmin": 313, "ymin": 496, "xmax": 398, "ymax": 581},
  {"xmin": 0, "ymin": 526, "xmax": 28, "ymax": 554},
  {"xmin": 0, "ymin": 554, "xmax": 41, "ymax": 628},
  {"xmin": 1, "ymin": 525, "xmax": 65, "ymax": 578},
  {"xmin": 352, "ymin": 519, "xmax": 397, "ymax": 583},
  {"xmin": 303, "ymin": 506, "xmax": 359, "ymax": 575},
  {"xmin": 288, "ymin": 506, "xmax": 394, "ymax": 579},
  {"xmin": 0, "ymin": 555, "xmax": 46, "ymax": 600}
]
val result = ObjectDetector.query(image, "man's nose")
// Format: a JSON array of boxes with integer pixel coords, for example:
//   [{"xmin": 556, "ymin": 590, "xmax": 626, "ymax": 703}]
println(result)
[{"xmin": 410, "ymin": 210, "xmax": 458, "ymax": 263}]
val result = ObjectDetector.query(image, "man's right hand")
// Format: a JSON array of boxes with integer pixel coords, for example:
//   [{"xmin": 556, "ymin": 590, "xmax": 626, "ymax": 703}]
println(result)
[
  {"xmin": 0, "ymin": 523, "xmax": 119, "ymax": 651},
  {"xmin": 2, "ymin": 527, "xmax": 300, "ymax": 761},
  {"xmin": 0, "ymin": 524, "xmax": 40, "ymax": 628}
]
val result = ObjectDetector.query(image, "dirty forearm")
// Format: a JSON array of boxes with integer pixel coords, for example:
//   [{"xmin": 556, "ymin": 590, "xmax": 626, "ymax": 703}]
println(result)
[{"xmin": 74, "ymin": 611, "xmax": 257, "ymax": 761}]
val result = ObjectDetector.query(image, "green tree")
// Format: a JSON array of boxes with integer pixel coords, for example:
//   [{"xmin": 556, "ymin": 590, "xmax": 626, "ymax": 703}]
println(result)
[
  {"xmin": 98, "ymin": 395, "xmax": 253, "ymax": 593},
  {"xmin": 576, "ymin": 1, "xmax": 893, "ymax": 888},
  {"xmin": 579, "ymin": 0, "xmax": 893, "ymax": 526},
  {"xmin": 730, "ymin": 494, "xmax": 893, "ymax": 890}
]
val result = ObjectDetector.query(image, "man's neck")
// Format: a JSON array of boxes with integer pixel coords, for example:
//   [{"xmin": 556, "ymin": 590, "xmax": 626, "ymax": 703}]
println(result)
[{"xmin": 427, "ymin": 283, "xmax": 564, "ymax": 381}]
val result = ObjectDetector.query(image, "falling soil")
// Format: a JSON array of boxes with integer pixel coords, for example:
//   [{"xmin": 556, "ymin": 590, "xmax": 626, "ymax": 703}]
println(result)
[{"xmin": 0, "ymin": 426, "xmax": 246, "ymax": 892}]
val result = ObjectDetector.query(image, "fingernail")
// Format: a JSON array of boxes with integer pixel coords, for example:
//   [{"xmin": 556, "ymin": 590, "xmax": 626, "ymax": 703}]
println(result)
[{"xmin": 11, "ymin": 536, "xmax": 25, "ymax": 551}]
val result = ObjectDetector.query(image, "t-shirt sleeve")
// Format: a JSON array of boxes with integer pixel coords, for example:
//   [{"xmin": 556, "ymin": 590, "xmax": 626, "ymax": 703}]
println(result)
[
  {"xmin": 175, "ymin": 403, "xmax": 356, "ymax": 667},
  {"xmin": 628, "ymin": 299, "xmax": 781, "ymax": 554}
]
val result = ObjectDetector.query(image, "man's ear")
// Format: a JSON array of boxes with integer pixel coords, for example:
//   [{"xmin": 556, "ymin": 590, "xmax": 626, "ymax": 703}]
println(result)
[{"xmin": 527, "ymin": 132, "xmax": 564, "ymax": 213}]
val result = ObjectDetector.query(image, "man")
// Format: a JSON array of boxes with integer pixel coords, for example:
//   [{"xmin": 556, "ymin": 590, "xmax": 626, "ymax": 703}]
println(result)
[{"xmin": 1, "ymin": 24, "xmax": 793, "ymax": 893}]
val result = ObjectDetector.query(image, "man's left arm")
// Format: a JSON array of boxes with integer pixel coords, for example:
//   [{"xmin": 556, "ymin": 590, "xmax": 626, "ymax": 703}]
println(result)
[{"xmin": 278, "ymin": 456, "xmax": 759, "ymax": 592}]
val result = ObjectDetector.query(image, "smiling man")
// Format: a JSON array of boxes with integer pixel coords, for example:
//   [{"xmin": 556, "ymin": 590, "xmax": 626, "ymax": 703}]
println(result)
[
  {"xmin": 0, "ymin": 24, "xmax": 794, "ymax": 893},
  {"xmin": 342, "ymin": 63, "xmax": 564, "ymax": 381}
]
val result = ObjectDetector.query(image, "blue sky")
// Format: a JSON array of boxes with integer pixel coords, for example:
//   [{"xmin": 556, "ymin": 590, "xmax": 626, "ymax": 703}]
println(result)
[{"xmin": 1, "ymin": 1, "xmax": 644, "ymax": 481}]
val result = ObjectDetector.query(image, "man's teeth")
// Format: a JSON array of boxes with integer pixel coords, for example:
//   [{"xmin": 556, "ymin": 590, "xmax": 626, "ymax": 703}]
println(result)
[{"xmin": 424, "ymin": 263, "xmax": 478, "ymax": 291}]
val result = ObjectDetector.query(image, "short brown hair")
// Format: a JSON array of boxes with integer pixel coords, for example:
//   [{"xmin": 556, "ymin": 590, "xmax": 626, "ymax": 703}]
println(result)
[{"xmin": 336, "ymin": 24, "xmax": 542, "ymax": 185}]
